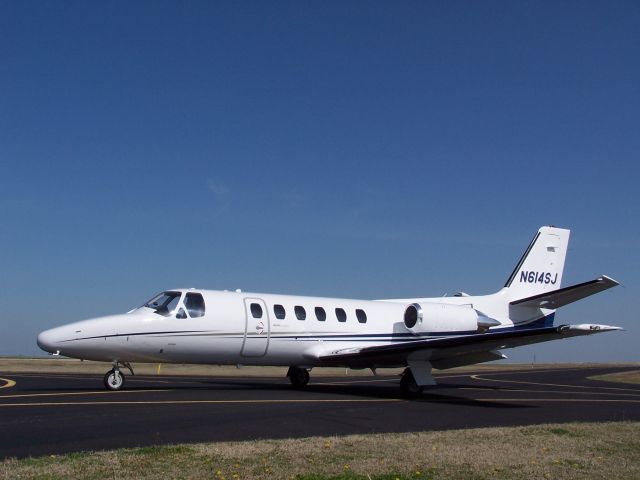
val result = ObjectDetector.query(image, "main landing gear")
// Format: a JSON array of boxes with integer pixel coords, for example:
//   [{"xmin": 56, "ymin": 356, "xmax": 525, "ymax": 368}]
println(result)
[
  {"xmin": 287, "ymin": 366, "xmax": 310, "ymax": 388},
  {"xmin": 399, "ymin": 360, "xmax": 437, "ymax": 397},
  {"xmin": 103, "ymin": 361, "xmax": 134, "ymax": 391},
  {"xmin": 400, "ymin": 368, "xmax": 424, "ymax": 396}
]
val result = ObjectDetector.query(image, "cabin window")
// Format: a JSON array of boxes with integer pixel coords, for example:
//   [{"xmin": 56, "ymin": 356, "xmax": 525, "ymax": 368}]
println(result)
[
  {"xmin": 295, "ymin": 306, "xmax": 306, "ymax": 320},
  {"xmin": 274, "ymin": 304, "xmax": 286, "ymax": 319},
  {"xmin": 315, "ymin": 307, "xmax": 326, "ymax": 321},
  {"xmin": 335, "ymin": 308, "xmax": 347, "ymax": 322},
  {"xmin": 185, "ymin": 293, "xmax": 205, "ymax": 318},
  {"xmin": 144, "ymin": 291, "xmax": 182, "ymax": 317},
  {"xmin": 250, "ymin": 303, "xmax": 263, "ymax": 318},
  {"xmin": 356, "ymin": 309, "xmax": 367, "ymax": 323}
]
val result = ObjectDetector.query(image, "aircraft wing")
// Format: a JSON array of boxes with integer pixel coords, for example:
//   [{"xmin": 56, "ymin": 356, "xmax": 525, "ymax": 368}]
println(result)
[
  {"xmin": 315, "ymin": 324, "xmax": 622, "ymax": 369},
  {"xmin": 510, "ymin": 275, "xmax": 619, "ymax": 309}
]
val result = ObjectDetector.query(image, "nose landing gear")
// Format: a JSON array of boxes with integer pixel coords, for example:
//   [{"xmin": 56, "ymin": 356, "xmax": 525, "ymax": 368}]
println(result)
[
  {"xmin": 104, "ymin": 368, "xmax": 124, "ymax": 390},
  {"xmin": 103, "ymin": 361, "xmax": 134, "ymax": 391}
]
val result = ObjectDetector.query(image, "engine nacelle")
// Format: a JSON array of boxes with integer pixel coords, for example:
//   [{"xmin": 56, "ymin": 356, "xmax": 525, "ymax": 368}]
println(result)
[{"xmin": 404, "ymin": 302, "xmax": 479, "ymax": 333}]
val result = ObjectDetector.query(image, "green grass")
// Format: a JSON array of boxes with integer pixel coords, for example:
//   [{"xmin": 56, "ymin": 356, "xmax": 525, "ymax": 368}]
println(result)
[
  {"xmin": 1, "ymin": 422, "xmax": 639, "ymax": 480},
  {"xmin": 295, "ymin": 474, "xmax": 438, "ymax": 480}
]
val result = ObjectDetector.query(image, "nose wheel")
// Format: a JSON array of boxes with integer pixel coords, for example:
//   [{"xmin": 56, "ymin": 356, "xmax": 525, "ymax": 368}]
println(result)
[
  {"xmin": 103, "ymin": 362, "xmax": 134, "ymax": 391},
  {"xmin": 104, "ymin": 369, "xmax": 125, "ymax": 391}
]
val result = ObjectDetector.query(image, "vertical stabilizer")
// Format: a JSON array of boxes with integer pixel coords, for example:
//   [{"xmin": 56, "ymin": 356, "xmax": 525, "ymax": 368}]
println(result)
[{"xmin": 504, "ymin": 226, "xmax": 570, "ymax": 302}]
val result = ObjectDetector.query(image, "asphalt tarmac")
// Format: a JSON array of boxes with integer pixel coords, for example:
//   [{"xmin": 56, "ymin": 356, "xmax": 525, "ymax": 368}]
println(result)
[{"xmin": 1, "ymin": 366, "xmax": 638, "ymax": 459}]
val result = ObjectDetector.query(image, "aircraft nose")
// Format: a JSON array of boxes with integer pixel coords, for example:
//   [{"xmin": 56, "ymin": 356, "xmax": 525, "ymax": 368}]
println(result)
[{"xmin": 37, "ymin": 327, "xmax": 64, "ymax": 353}]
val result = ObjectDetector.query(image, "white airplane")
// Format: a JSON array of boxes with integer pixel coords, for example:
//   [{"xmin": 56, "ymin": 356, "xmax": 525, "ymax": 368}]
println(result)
[{"xmin": 37, "ymin": 226, "xmax": 621, "ymax": 395}]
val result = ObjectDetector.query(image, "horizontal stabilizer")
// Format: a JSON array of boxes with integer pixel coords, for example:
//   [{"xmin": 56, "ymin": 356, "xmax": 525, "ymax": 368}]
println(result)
[{"xmin": 510, "ymin": 275, "xmax": 619, "ymax": 309}]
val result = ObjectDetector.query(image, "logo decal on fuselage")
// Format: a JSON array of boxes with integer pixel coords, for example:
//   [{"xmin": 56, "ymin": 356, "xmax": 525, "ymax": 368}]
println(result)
[{"xmin": 520, "ymin": 271, "xmax": 558, "ymax": 285}]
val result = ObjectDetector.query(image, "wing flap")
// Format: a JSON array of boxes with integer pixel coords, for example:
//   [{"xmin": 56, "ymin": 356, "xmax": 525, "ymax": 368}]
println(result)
[{"xmin": 510, "ymin": 275, "xmax": 619, "ymax": 309}]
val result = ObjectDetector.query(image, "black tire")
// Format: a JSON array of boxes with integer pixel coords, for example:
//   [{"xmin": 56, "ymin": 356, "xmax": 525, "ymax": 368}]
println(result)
[
  {"xmin": 103, "ymin": 369, "xmax": 125, "ymax": 391},
  {"xmin": 400, "ymin": 368, "xmax": 423, "ymax": 397},
  {"xmin": 287, "ymin": 367, "xmax": 310, "ymax": 388}
]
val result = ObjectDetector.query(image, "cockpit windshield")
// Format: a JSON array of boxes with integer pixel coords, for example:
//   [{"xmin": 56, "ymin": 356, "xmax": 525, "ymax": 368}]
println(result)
[{"xmin": 143, "ymin": 291, "xmax": 182, "ymax": 316}]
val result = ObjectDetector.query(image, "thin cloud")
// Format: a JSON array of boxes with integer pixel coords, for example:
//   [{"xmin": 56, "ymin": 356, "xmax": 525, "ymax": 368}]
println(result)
[
  {"xmin": 206, "ymin": 179, "xmax": 231, "ymax": 216},
  {"xmin": 207, "ymin": 179, "xmax": 230, "ymax": 197}
]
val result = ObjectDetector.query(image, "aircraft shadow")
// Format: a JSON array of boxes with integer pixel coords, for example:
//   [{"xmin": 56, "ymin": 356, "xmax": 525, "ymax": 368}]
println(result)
[
  {"xmin": 13, "ymin": 377, "xmax": 531, "ymax": 409},
  {"xmin": 191, "ymin": 378, "xmax": 531, "ymax": 409}
]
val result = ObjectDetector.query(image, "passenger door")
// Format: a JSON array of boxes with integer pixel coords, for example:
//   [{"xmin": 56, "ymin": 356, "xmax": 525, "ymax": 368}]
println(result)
[{"xmin": 241, "ymin": 298, "xmax": 270, "ymax": 357}]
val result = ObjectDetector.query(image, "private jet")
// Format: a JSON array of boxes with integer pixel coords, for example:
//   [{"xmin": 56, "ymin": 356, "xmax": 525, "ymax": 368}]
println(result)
[{"xmin": 37, "ymin": 226, "xmax": 621, "ymax": 395}]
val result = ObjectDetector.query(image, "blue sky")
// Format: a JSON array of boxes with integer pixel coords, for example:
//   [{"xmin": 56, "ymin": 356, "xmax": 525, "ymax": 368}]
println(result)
[{"xmin": 1, "ymin": 1, "xmax": 638, "ymax": 361}]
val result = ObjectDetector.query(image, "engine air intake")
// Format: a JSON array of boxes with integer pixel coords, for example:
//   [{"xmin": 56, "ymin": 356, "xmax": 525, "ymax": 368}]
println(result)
[{"xmin": 404, "ymin": 303, "xmax": 422, "ymax": 329}]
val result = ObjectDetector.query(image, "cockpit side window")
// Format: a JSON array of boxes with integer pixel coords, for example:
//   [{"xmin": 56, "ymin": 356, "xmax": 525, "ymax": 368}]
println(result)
[
  {"xmin": 144, "ymin": 291, "xmax": 182, "ymax": 317},
  {"xmin": 185, "ymin": 292, "xmax": 206, "ymax": 318}
]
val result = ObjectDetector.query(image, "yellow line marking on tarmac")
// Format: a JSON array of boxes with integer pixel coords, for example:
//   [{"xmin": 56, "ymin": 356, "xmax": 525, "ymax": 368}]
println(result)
[
  {"xmin": 471, "ymin": 374, "xmax": 640, "ymax": 393},
  {"xmin": 8, "ymin": 372, "xmax": 174, "ymax": 381},
  {"xmin": 4, "ymin": 373, "xmax": 180, "ymax": 385},
  {"xmin": 0, "ymin": 398, "xmax": 401, "ymax": 407},
  {"xmin": 0, "ymin": 378, "xmax": 16, "ymax": 389},
  {"xmin": 315, "ymin": 378, "xmax": 399, "ymax": 385},
  {"xmin": 5, "ymin": 373, "xmax": 278, "ymax": 385},
  {"xmin": 460, "ymin": 386, "xmax": 640, "ymax": 397},
  {"xmin": 0, "ymin": 389, "xmax": 171, "ymax": 399},
  {"xmin": 477, "ymin": 398, "xmax": 640, "ymax": 403},
  {"xmin": 122, "ymin": 378, "xmax": 176, "ymax": 384},
  {"xmin": 437, "ymin": 366, "xmax": 617, "ymax": 380},
  {"xmin": 1, "ymin": 397, "xmax": 640, "ymax": 408},
  {"xmin": 5, "ymin": 373, "xmax": 108, "ymax": 381}
]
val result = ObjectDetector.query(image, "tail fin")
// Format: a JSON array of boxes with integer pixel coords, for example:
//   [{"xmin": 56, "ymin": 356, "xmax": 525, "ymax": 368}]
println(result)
[{"xmin": 504, "ymin": 226, "xmax": 570, "ymax": 302}]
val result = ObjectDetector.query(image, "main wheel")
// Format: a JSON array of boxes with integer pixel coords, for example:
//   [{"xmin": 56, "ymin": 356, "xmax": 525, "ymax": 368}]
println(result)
[
  {"xmin": 400, "ymin": 368, "xmax": 423, "ymax": 397},
  {"xmin": 103, "ymin": 369, "xmax": 125, "ymax": 391},
  {"xmin": 287, "ymin": 367, "xmax": 310, "ymax": 388}
]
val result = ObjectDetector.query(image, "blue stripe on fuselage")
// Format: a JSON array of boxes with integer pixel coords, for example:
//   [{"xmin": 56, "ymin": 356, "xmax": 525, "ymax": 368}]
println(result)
[{"xmin": 65, "ymin": 313, "xmax": 556, "ymax": 344}]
